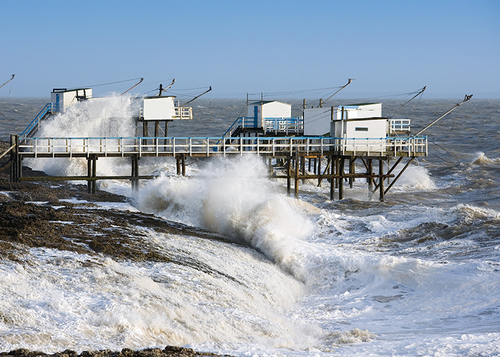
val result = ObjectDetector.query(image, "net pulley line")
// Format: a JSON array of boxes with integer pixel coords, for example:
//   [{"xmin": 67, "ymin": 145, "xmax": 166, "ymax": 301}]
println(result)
[
  {"xmin": 387, "ymin": 86, "xmax": 427, "ymax": 118},
  {"xmin": 82, "ymin": 77, "xmax": 144, "ymax": 89}
]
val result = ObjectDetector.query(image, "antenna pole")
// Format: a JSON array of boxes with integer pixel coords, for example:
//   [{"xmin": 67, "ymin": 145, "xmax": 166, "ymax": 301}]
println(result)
[{"xmin": 415, "ymin": 94, "xmax": 473, "ymax": 136}]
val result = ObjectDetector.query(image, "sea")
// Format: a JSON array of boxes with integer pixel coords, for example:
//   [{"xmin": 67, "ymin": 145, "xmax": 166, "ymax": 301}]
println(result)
[{"xmin": 0, "ymin": 94, "xmax": 499, "ymax": 356}]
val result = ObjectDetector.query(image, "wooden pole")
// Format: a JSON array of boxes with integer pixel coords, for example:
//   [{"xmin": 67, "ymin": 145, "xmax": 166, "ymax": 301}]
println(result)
[
  {"xmin": 329, "ymin": 155, "xmax": 334, "ymax": 200},
  {"xmin": 317, "ymin": 155, "xmax": 322, "ymax": 186},
  {"xmin": 339, "ymin": 158, "xmax": 345, "ymax": 200},
  {"xmin": 131, "ymin": 155, "xmax": 139, "ymax": 191},
  {"xmin": 384, "ymin": 157, "xmax": 415, "ymax": 195},
  {"xmin": 301, "ymin": 156, "xmax": 306, "ymax": 184},
  {"xmin": 349, "ymin": 157, "xmax": 356, "ymax": 188},
  {"xmin": 286, "ymin": 155, "xmax": 291, "ymax": 194},
  {"xmin": 10, "ymin": 135, "xmax": 18, "ymax": 182},
  {"xmin": 176, "ymin": 154, "xmax": 181, "ymax": 175},
  {"xmin": 379, "ymin": 159, "xmax": 385, "ymax": 202},
  {"xmin": 294, "ymin": 151, "xmax": 300, "ymax": 198},
  {"xmin": 87, "ymin": 155, "xmax": 97, "ymax": 194},
  {"xmin": 367, "ymin": 158, "xmax": 373, "ymax": 192}
]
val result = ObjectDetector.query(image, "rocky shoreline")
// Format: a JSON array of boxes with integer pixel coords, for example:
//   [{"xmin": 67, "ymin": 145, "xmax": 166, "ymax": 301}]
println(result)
[
  {"xmin": 0, "ymin": 346, "xmax": 224, "ymax": 357},
  {"xmin": 0, "ymin": 142, "xmax": 232, "ymax": 357}
]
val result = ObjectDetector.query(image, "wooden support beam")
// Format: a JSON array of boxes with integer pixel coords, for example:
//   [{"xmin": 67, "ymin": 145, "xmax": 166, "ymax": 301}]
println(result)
[
  {"xmin": 339, "ymin": 158, "xmax": 345, "ymax": 200},
  {"xmin": 131, "ymin": 155, "xmax": 139, "ymax": 191},
  {"xmin": 87, "ymin": 155, "xmax": 98, "ymax": 194},
  {"xmin": 294, "ymin": 151, "xmax": 300, "ymax": 198},
  {"xmin": 10, "ymin": 135, "xmax": 19, "ymax": 183},
  {"xmin": 329, "ymin": 155, "xmax": 334, "ymax": 200},
  {"xmin": 379, "ymin": 159, "xmax": 384, "ymax": 202},
  {"xmin": 286, "ymin": 155, "xmax": 291, "ymax": 195},
  {"xmin": 384, "ymin": 157, "xmax": 415, "ymax": 195},
  {"xmin": 176, "ymin": 154, "xmax": 181, "ymax": 175},
  {"xmin": 349, "ymin": 157, "xmax": 356, "ymax": 188},
  {"xmin": 373, "ymin": 157, "xmax": 403, "ymax": 193},
  {"xmin": 367, "ymin": 158, "xmax": 373, "ymax": 192}
]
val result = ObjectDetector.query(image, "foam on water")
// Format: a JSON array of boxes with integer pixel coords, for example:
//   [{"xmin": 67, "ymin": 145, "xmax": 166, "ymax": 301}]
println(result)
[
  {"xmin": 0, "ymin": 236, "xmax": 313, "ymax": 353},
  {"xmin": 4, "ymin": 98, "xmax": 500, "ymax": 356},
  {"xmin": 472, "ymin": 152, "xmax": 500, "ymax": 166},
  {"xmin": 393, "ymin": 165, "xmax": 437, "ymax": 191},
  {"xmin": 136, "ymin": 155, "xmax": 315, "ymax": 280}
]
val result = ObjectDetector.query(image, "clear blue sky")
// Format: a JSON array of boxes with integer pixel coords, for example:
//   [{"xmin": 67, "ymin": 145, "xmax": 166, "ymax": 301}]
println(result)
[{"xmin": 1, "ymin": 0, "xmax": 499, "ymax": 99}]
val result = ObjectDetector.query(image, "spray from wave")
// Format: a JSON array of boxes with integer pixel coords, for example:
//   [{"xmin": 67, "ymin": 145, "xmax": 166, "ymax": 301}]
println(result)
[
  {"xmin": 394, "ymin": 165, "xmax": 436, "ymax": 190},
  {"xmin": 26, "ymin": 95, "xmax": 139, "ymax": 177},
  {"xmin": 136, "ymin": 155, "xmax": 315, "ymax": 280},
  {"xmin": 472, "ymin": 152, "xmax": 500, "ymax": 166}
]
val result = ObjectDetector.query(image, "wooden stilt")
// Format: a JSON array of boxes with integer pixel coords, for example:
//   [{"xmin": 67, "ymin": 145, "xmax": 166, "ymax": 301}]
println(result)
[
  {"xmin": 286, "ymin": 155, "xmax": 291, "ymax": 194},
  {"xmin": 181, "ymin": 154, "xmax": 186, "ymax": 176},
  {"xmin": 367, "ymin": 158, "xmax": 373, "ymax": 192},
  {"xmin": 384, "ymin": 157, "xmax": 415, "ymax": 195},
  {"xmin": 379, "ymin": 159, "xmax": 385, "ymax": 202},
  {"xmin": 131, "ymin": 155, "xmax": 139, "ymax": 191},
  {"xmin": 329, "ymin": 155, "xmax": 334, "ymax": 200},
  {"xmin": 87, "ymin": 155, "xmax": 97, "ymax": 194},
  {"xmin": 10, "ymin": 135, "xmax": 19, "ymax": 182},
  {"xmin": 294, "ymin": 151, "xmax": 300, "ymax": 198},
  {"xmin": 349, "ymin": 157, "xmax": 356, "ymax": 188},
  {"xmin": 339, "ymin": 158, "xmax": 345, "ymax": 200},
  {"xmin": 301, "ymin": 155, "xmax": 306, "ymax": 184},
  {"xmin": 335, "ymin": 158, "xmax": 339, "ymax": 188},
  {"xmin": 176, "ymin": 155, "xmax": 181, "ymax": 175},
  {"xmin": 317, "ymin": 155, "xmax": 322, "ymax": 186}
]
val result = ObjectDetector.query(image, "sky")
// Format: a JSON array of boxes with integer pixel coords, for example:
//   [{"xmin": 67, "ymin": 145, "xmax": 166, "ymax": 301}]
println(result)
[{"xmin": 1, "ymin": 0, "xmax": 499, "ymax": 99}]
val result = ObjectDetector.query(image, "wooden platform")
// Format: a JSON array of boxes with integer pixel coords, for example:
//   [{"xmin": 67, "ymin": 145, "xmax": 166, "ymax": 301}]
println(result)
[{"xmin": 6, "ymin": 134, "xmax": 427, "ymax": 201}]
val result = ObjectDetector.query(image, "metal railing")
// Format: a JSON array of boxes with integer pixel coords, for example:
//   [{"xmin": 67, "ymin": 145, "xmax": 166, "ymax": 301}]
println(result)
[
  {"xmin": 174, "ymin": 106, "xmax": 193, "ymax": 120},
  {"xmin": 19, "ymin": 103, "xmax": 53, "ymax": 140},
  {"xmin": 389, "ymin": 119, "xmax": 411, "ymax": 133},
  {"xmin": 263, "ymin": 117, "xmax": 303, "ymax": 135},
  {"xmin": 221, "ymin": 117, "xmax": 258, "ymax": 138},
  {"xmin": 18, "ymin": 136, "xmax": 427, "ymax": 158}
]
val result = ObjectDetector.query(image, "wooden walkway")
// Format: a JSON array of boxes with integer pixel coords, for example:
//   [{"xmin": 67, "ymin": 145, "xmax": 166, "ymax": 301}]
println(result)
[
  {"xmin": 17, "ymin": 135, "xmax": 427, "ymax": 158},
  {"xmin": 6, "ymin": 134, "xmax": 427, "ymax": 201}
]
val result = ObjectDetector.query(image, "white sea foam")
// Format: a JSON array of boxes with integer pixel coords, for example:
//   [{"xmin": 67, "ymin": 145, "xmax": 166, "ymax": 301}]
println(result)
[
  {"xmin": 4, "ymin": 98, "xmax": 500, "ymax": 356},
  {"xmin": 26, "ymin": 95, "xmax": 138, "ymax": 178},
  {"xmin": 136, "ymin": 155, "xmax": 315, "ymax": 280},
  {"xmin": 393, "ymin": 164, "xmax": 437, "ymax": 190}
]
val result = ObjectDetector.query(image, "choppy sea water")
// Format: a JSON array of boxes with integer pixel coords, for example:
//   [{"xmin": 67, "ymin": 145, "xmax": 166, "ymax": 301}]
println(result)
[{"xmin": 0, "ymin": 95, "xmax": 499, "ymax": 356}]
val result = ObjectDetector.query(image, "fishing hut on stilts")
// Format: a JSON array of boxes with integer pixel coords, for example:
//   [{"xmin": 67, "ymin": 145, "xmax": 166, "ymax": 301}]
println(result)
[{"xmin": 1, "ymin": 78, "xmax": 472, "ymax": 201}]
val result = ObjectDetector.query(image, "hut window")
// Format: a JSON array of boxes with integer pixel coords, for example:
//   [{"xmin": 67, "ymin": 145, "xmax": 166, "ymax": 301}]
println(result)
[{"xmin": 355, "ymin": 127, "xmax": 368, "ymax": 131}]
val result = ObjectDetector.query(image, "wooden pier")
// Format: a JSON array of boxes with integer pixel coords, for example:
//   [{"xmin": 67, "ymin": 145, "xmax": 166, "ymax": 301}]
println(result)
[{"xmin": 5, "ymin": 134, "xmax": 427, "ymax": 201}]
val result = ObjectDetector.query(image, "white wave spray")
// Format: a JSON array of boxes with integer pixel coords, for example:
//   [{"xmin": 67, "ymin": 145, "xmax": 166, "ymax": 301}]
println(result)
[{"xmin": 136, "ymin": 155, "xmax": 316, "ymax": 280}]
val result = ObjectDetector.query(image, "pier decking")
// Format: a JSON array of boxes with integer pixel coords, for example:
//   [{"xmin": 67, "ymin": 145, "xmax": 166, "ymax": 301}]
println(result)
[
  {"xmin": 5, "ymin": 133, "xmax": 427, "ymax": 201},
  {"xmin": 17, "ymin": 135, "xmax": 427, "ymax": 158}
]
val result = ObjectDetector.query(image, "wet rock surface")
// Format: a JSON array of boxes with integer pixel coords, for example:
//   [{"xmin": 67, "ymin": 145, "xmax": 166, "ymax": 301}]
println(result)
[{"xmin": 0, "ymin": 346, "xmax": 226, "ymax": 357}]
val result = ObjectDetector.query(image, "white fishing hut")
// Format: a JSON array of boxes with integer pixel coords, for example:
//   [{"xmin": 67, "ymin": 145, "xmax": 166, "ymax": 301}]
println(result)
[
  {"xmin": 139, "ymin": 96, "xmax": 193, "ymax": 137},
  {"xmin": 141, "ymin": 96, "xmax": 192, "ymax": 121},
  {"xmin": 331, "ymin": 103, "xmax": 385, "ymax": 138},
  {"xmin": 303, "ymin": 107, "xmax": 333, "ymax": 136},
  {"xmin": 51, "ymin": 88, "xmax": 92, "ymax": 113},
  {"xmin": 247, "ymin": 100, "xmax": 292, "ymax": 127}
]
